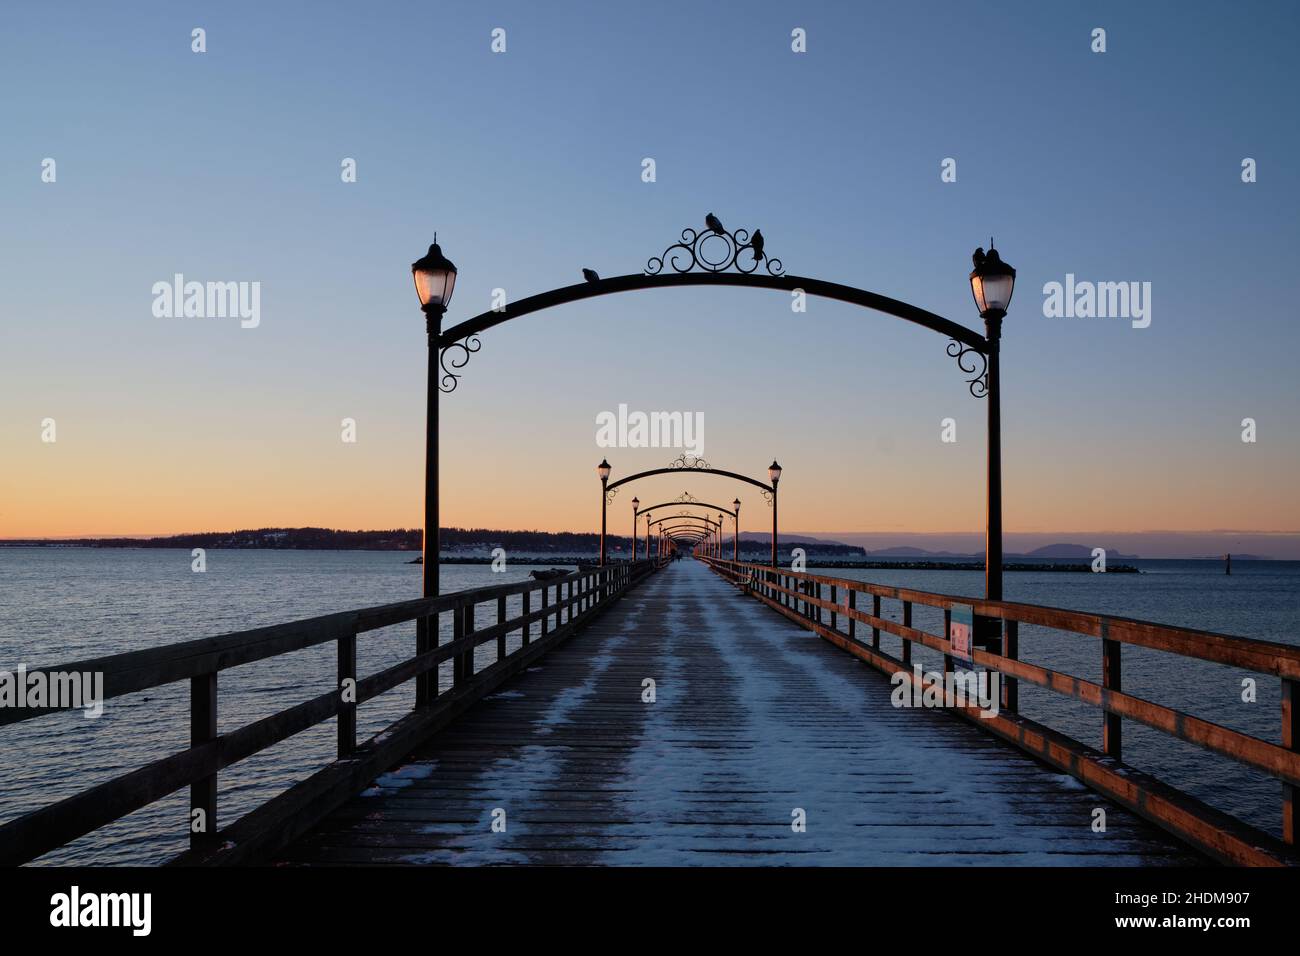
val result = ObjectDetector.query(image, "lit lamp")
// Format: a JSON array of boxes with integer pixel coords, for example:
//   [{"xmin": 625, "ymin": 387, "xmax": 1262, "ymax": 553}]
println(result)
[
  {"xmin": 411, "ymin": 237, "xmax": 457, "ymax": 707},
  {"xmin": 631, "ymin": 497, "xmax": 640, "ymax": 563},
  {"xmin": 413, "ymin": 238, "xmax": 458, "ymax": 318},
  {"xmin": 768, "ymin": 460, "xmax": 782, "ymax": 567},
  {"xmin": 597, "ymin": 459, "xmax": 612, "ymax": 566},
  {"xmin": 969, "ymin": 243, "xmax": 1016, "ymax": 320},
  {"xmin": 733, "ymin": 497, "xmax": 741, "ymax": 562}
]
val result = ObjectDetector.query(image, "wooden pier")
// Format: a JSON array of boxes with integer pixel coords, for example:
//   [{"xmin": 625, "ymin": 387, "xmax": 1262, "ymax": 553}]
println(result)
[
  {"xmin": 3, "ymin": 555, "xmax": 1299, "ymax": 867},
  {"xmin": 276, "ymin": 560, "xmax": 1197, "ymax": 865}
]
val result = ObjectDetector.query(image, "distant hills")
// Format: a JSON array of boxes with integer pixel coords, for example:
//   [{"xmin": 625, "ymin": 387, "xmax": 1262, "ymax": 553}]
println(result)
[{"xmin": 0, "ymin": 528, "xmax": 1254, "ymax": 561}]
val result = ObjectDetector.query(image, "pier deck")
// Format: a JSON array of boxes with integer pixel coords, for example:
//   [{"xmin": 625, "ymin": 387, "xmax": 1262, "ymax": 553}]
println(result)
[{"xmin": 277, "ymin": 560, "xmax": 1198, "ymax": 865}]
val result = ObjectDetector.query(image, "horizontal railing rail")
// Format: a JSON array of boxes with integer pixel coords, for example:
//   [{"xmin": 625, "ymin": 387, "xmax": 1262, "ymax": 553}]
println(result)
[
  {"xmin": 703, "ymin": 556, "xmax": 1300, "ymax": 867},
  {"xmin": 0, "ymin": 556, "xmax": 667, "ymax": 866}
]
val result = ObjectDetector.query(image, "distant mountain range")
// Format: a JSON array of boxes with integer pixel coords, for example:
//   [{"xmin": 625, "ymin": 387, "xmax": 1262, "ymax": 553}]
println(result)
[{"xmin": 733, "ymin": 533, "xmax": 1138, "ymax": 560}]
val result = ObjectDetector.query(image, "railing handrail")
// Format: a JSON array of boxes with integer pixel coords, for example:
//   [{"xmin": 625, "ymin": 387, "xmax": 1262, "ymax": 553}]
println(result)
[
  {"xmin": 1, "ymin": 565, "xmax": 628, "ymax": 728},
  {"xmin": 0, "ymin": 558, "xmax": 666, "ymax": 865},
  {"xmin": 702, "ymin": 556, "xmax": 1300, "ymax": 864}
]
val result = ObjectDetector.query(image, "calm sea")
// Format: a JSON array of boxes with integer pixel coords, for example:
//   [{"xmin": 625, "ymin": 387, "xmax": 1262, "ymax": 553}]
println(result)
[{"xmin": 1, "ymin": 548, "xmax": 1296, "ymax": 864}]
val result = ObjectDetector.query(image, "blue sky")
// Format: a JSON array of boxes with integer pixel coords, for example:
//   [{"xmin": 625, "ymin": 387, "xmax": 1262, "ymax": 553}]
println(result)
[{"xmin": 2, "ymin": 1, "xmax": 1299, "ymax": 553}]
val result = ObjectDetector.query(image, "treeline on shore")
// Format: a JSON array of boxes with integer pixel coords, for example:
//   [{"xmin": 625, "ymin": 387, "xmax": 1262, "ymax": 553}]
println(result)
[{"xmin": 0, "ymin": 526, "xmax": 861, "ymax": 556}]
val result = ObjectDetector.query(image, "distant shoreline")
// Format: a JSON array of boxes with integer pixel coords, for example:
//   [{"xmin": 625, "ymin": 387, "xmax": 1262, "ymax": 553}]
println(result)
[{"xmin": 0, "ymin": 543, "xmax": 1273, "ymax": 565}]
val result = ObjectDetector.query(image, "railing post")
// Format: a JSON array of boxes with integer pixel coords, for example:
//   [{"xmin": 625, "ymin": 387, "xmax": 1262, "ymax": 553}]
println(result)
[
  {"xmin": 901, "ymin": 601, "xmax": 911, "ymax": 665},
  {"xmin": 1102, "ymin": 622, "xmax": 1122, "ymax": 759},
  {"xmin": 847, "ymin": 589, "xmax": 856, "ymax": 642},
  {"xmin": 452, "ymin": 601, "xmax": 466, "ymax": 686},
  {"xmin": 1002, "ymin": 620, "xmax": 1018, "ymax": 714},
  {"xmin": 497, "ymin": 595, "xmax": 507, "ymax": 661},
  {"xmin": 541, "ymin": 585, "xmax": 550, "ymax": 637},
  {"xmin": 190, "ymin": 672, "xmax": 217, "ymax": 851},
  {"xmin": 463, "ymin": 600, "xmax": 477, "ymax": 683},
  {"xmin": 1283, "ymin": 677, "xmax": 1298, "ymax": 843},
  {"xmin": 873, "ymin": 595, "xmax": 882, "ymax": 649},
  {"xmin": 415, "ymin": 614, "xmax": 431, "ymax": 707},
  {"xmin": 338, "ymin": 631, "xmax": 357, "ymax": 756},
  {"xmin": 942, "ymin": 607, "xmax": 954, "ymax": 679},
  {"xmin": 522, "ymin": 590, "xmax": 531, "ymax": 646},
  {"xmin": 830, "ymin": 585, "xmax": 837, "ymax": 632}
]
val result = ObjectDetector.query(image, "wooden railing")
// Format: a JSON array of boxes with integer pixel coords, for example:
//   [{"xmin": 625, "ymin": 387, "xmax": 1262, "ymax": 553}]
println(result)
[
  {"xmin": 0, "ymin": 557, "xmax": 666, "ymax": 866},
  {"xmin": 703, "ymin": 557, "xmax": 1300, "ymax": 866}
]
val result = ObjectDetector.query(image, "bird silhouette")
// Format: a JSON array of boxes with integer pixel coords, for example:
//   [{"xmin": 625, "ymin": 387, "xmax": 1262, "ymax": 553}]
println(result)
[
  {"xmin": 705, "ymin": 212, "xmax": 725, "ymax": 235},
  {"xmin": 750, "ymin": 229, "xmax": 765, "ymax": 261},
  {"xmin": 582, "ymin": 268, "xmax": 600, "ymax": 283},
  {"xmin": 972, "ymin": 247, "xmax": 986, "ymax": 270}
]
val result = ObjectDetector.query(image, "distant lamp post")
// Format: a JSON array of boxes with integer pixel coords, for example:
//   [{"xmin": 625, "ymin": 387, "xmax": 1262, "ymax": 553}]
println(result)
[
  {"xmin": 768, "ymin": 460, "xmax": 782, "ymax": 567},
  {"xmin": 969, "ymin": 243, "xmax": 1015, "ymax": 605},
  {"xmin": 597, "ymin": 459, "xmax": 612, "ymax": 566},
  {"xmin": 412, "ymin": 237, "xmax": 457, "ymax": 707},
  {"xmin": 631, "ymin": 497, "xmax": 640, "ymax": 563},
  {"xmin": 733, "ymin": 498, "xmax": 741, "ymax": 562},
  {"xmin": 717, "ymin": 513, "xmax": 724, "ymax": 559}
]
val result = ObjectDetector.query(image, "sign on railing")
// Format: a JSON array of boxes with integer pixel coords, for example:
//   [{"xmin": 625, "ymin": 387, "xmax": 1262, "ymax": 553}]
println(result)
[{"xmin": 949, "ymin": 604, "xmax": 974, "ymax": 662}]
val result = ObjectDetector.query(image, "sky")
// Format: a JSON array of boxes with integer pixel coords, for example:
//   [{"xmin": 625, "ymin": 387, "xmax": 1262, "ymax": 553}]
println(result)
[{"xmin": 2, "ymin": 1, "xmax": 1299, "ymax": 555}]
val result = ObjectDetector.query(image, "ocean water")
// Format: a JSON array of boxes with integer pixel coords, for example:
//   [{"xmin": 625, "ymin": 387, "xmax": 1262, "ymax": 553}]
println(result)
[
  {"xmin": 0, "ymin": 549, "xmax": 572, "ymax": 866},
  {"xmin": 0, "ymin": 549, "xmax": 1295, "ymax": 864}
]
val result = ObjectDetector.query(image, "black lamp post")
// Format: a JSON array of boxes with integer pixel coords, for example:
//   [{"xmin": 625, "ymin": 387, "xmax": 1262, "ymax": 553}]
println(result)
[
  {"xmin": 412, "ymin": 238, "xmax": 457, "ymax": 706},
  {"xmin": 631, "ymin": 497, "xmax": 639, "ymax": 563},
  {"xmin": 597, "ymin": 459, "xmax": 612, "ymax": 565},
  {"xmin": 768, "ymin": 460, "xmax": 782, "ymax": 566},
  {"xmin": 969, "ymin": 243, "xmax": 1015, "ymax": 605},
  {"xmin": 733, "ymin": 498, "xmax": 741, "ymax": 562}
]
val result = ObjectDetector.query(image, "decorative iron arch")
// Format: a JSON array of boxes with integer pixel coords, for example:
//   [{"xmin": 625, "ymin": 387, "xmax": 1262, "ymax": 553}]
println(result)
[
  {"xmin": 638, "ymin": 494, "xmax": 738, "ymax": 520},
  {"xmin": 648, "ymin": 514, "xmax": 718, "ymax": 530},
  {"xmin": 435, "ymin": 218, "xmax": 990, "ymax": 398},
  {"xmin": 605, "ymin": 454, "xmax": 773, "ymax": 506}
]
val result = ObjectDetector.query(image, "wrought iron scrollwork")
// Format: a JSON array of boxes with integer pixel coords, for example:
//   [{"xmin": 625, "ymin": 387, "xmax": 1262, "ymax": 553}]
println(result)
[
  {"xmin": 946, "ymin": 339, "xmax": 989, "ymax": 399},
  {"xmin": 674, "ymin": 491, "xmax": 701, "ymax": 503},
  {"xmin": 605, "ymin": 485, "xmax": 619, "ymax": 505},
  {"xmin": 646, "ymin": 220, "xmax": 784, "ymax": 277},
  {"xmin": 667, "ymin": 453, "xmax": 711, "ymax": 470},
  {"xmin": 760, "ymin": 488, "xmax": 774, "ymax": 507},
  {"xmin": 439, "ymin": 335, "xmax": 482, "ymax": 393}
]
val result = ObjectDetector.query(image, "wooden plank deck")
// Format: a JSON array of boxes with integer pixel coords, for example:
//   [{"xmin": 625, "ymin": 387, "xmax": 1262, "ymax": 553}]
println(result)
[{"xmin": 275, "ymin": 560, "xmax": 1202, "ymax": 866}]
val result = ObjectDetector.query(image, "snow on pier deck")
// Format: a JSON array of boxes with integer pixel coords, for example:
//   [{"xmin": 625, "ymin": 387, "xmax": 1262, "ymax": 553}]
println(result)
[{"xmin": 277, "ymin": 560, "xmax": 1199, "ymax": 866}]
